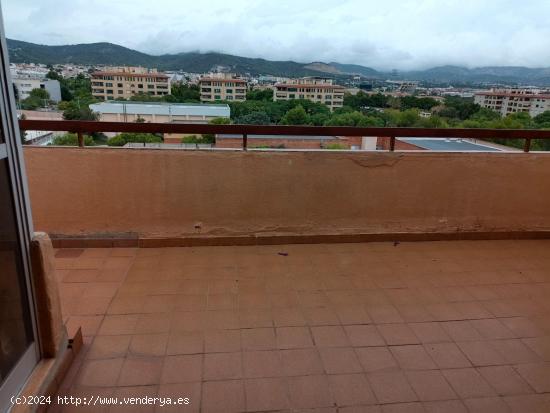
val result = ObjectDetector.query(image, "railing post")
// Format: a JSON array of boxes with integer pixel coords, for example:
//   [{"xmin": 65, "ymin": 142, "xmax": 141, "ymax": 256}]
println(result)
[
  {"xmin": 77, "ymin": 131, "xmax": 84, "ymax": 148},
  {"xmin": 389, "ymin": 136, "xmax": 396, "ymax": 152},
  {"xmin": 523, "ymin": 138, "xmax": 531, "ymax": 153},
  {"xmin": 243, "ymin": 133, "xmax": 248, "ymax": 151}
]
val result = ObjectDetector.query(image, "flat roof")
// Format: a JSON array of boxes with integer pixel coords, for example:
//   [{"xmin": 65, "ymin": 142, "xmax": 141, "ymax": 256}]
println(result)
[
  {"xmin": 475, "ymin": 92, "xmax": 550, "ymax": 99},
  {"xmin": 92, "ymin": 71, "xmax": 168, "ymax": 78},
  {"xmin": 89, "ymin": 102, "xmax": 230, "ymax": 117},
  {"xmin": 400, "ymin": 138, "xmax": 501, "ymax": 152}
]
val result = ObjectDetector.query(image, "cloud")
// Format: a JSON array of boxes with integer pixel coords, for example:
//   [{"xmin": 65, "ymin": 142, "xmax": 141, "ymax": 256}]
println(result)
[{"xmin": 3, "ymin": 0, "xmax": 550, "ymax": 70}]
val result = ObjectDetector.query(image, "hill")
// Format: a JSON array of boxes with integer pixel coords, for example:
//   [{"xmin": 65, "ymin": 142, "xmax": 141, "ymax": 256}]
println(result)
[
  {"xmin": 7, "ymin": 38, "xmax": 550, "ymax": 85},
  {"xmin": 7, "ymin": 38, "xmax": 339, "ymax": 77}
]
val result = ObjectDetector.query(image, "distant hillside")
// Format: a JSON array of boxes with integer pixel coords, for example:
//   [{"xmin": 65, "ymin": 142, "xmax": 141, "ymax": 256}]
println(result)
[
  {"xmin": 403, "ymin": 65, "xmax": 550, "ymax": 86},
  {"xmin": 7, "ymin": 38, "xmax": 338, "ymax": 77},
  {"xmin": 7, "ymin": 38, "xmax": 550, "ymax": 85}
]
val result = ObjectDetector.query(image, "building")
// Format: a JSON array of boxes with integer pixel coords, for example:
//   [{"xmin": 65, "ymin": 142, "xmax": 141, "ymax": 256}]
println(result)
[
  {"xmin": 273, "ymin": 77, "xmax": 345, "ymax": 110},
  {"xmin": 89, "ymin": 101, "xmax": 230, "ymax": 143},
  {"xmin": 12, "ymin": 76, "xmax": 61, "ymax": 102},
  {"xmin": 385, "ymin": 80, "xmax": 418, "ymax": 95},
  {"xmin": 90, "ymin": 66, "xmax": 171, "ymax": 101},
  {"xmin": 198, "ymin": 73, "xmax": 247, "ymax": 102},
  {"xmin": 474, "ymin": 88, "xmax": 550, "ymax": 117}
]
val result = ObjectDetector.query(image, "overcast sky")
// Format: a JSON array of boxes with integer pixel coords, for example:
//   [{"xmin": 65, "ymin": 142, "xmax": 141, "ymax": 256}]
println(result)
[{"xmin": 3, "ymin": 0, "xmax": 550, "ymax": 70}]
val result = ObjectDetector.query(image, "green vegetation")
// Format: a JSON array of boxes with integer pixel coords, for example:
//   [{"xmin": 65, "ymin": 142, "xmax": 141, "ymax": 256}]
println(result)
[
  {"xmin": 20, "ymin": 88, "xmax": 51, "ymax": 110},
  {"xmin": 107, "ymin": 133, "xmax": 162, "ymax": 146},
  {"xmin": 60, "ymin": 103, "xmax": 99, "ymax": 121},
  {"xmin": 324, "ymin": 143, "xmax": 346, "ymax": 150},
  {"xmin": 50, "ymin": 133, "xmax": 95, "ymax": 146},
  {"xmin": 122, "ymin": 84, "xmax": 200, "ymax": 103},
  {"xmin": 246, "ymin": 89, "xmax": 273, "ymax": 101},
  {"xmin": 280, "ymin": 105, "xmax": 310, "ymax": 125},
  {"xmin": 181, "ymin": 135, "xmax": 204, "ymax": 144},
  {"xmin": 200, "ymin": 117, "xmax": 231, "ymax": 144}
]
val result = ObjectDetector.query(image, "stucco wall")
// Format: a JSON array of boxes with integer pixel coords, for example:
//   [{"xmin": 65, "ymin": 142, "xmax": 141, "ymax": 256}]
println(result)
[{"xmin": 24, "ymin": 147, "xmax": 550, "ymax": 238}]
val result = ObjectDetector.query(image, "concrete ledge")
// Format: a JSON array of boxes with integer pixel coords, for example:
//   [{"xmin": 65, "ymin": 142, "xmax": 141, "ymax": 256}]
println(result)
[
  {"xmin": 49, "ymin": 230, "xmax": 550, "ymax": 249},
  {"xmin": 25, "ymin": 149, "xmax": 550, "ymax": 240}
]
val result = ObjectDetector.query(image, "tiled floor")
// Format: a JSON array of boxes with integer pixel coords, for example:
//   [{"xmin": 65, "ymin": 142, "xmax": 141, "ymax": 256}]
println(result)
[{"xmin": 52, "ymin": 240, "xmax": 550, "ymax": 412}]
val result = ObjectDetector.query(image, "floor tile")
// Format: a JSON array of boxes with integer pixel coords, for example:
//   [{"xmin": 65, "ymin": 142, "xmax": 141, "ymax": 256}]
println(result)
[
  {"xmin": 288, "ymin": 375, "xmax": 334, "ymax": 409},
  {"xmin": 367, "ymin": 371, "xmax": 417, "ymax": 404},
  {"xmin": 442, "ymin": 368, "xmax": 497, "ymax": 398}
]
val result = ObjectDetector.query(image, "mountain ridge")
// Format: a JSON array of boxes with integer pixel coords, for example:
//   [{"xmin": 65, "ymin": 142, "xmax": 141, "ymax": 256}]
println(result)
[{"xmin": 7, "ymin": 38, "xmax": 550, "ymax": 85}]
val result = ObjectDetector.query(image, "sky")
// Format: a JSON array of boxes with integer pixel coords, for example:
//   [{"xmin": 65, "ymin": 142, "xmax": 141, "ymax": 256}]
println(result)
[{"xmin": 3, "ymin": 0, "xmax": 550, "ymax": 70}]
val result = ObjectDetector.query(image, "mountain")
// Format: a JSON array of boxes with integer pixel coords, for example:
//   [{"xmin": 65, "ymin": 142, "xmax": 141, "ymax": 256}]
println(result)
[
  {"xmin": 7, "ymin": 38, "xmax": 550, "ymax": 85},
  {"xmin": 6, "ymin": 38, "xmax": 341, "ymax": 77},
  {"xmin": 404, "ymin": 65, "xmax": 550, "ymax": 85},
  {"xmin": 327, "ymin": 62, "xmax": 380, "ymax": 77},
  {"xmin": 7, "ymin": 39, "xmax": 156, "ymax": 67}
]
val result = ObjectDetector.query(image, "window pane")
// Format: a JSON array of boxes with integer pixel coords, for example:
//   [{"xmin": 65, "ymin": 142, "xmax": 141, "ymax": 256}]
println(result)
[{"xmin": 0, "ymin": 159, "xmax": 33, "ymax": 384}]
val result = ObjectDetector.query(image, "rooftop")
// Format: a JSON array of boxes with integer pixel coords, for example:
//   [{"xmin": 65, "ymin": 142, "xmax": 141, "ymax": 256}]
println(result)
[
  {"xmin": 89, "ymin": 102, "xmax": 231, "ymax": 117},
  {"xmin": 400, "ymin": 138, "xmax": 502, "ymax": 152},
  {"xmin": 55, "ymin": 240, "xmax": 550, "ymax": 412}
]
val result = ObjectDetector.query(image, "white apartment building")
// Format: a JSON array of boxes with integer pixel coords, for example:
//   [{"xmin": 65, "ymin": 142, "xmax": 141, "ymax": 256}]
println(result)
[
  {"xmin": 12, "ymin": 76, "xmax": 61, "ymax": 102},
  {"xmin": 273, "ymin": 77, "xmax": 345, "ymax": 110},
  {"xmin": 474, "ymin": 88, "xmax": 550, "ymax": 117},
  {"xmin": 198, "ymin": 73, "xmax": 247, "ymax": 102}
]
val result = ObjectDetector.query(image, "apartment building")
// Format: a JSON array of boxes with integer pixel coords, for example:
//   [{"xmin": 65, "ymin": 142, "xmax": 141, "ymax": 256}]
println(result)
[
  {"xmin": 12, "ymin": 76, "xmax": 61, "ymax": 102},
  {"xmin": 90, "ymin": 66, "xmax": 171, "ymax": 100},
  {"xmin": 198, "ymin": 73, "xmax": 247, "ymax": 102},
  {"xmin": 474, "ymin": 88, "xmax": 550, "ymax": 117},
  {"xmin": 273, "ymin": 77, "xmax": 345, "ymax": 110}
]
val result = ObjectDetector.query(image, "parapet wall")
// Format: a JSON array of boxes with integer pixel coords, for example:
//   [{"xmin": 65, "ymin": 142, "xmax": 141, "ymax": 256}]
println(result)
[{"xmin": 24, "ymin": 147, "xmax": 550, "ymax": 240}]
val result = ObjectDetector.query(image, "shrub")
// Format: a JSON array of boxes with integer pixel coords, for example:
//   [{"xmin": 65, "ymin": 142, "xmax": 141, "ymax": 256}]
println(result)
[{"xmin": 50, "ymin": 133, "xmax": 95, "ymax": 146}]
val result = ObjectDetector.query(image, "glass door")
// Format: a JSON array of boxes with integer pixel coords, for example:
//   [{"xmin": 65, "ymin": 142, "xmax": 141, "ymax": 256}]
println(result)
[{"xmin": 0, "ymin": 4, "xmax": 39, "ymax": 411}]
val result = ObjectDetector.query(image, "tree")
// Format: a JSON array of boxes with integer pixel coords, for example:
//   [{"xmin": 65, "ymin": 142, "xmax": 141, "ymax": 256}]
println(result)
[
  {"xmin": 415, "ymin": 115, "xmax": 448, "ymax": 128},
  {"xmin": 533, "ymin": 111, "xmax": 550, "ymax": 128},
  {"xmin": 395, "ymin": 109, "xmax": 421, "ymax": 127},
  {"xmin": 443, "ymin": 96, "xmax": 480, "ymax": 120},
  {"xmin": 50, "ymin": 133, "xmax": 95, "ymax": 146},
  {"xmin": 181, "ymin": 135, "xmax": 205, "ymax": 144},
  {"xmin": 201, "ymin": 117, "xmax": 231, "ymax": 143},
  {"xmin": 343, "ymin": 92, "xmax": 388, "ymax": 110},
  {"xmin": 45, "ymin": 70, "xmax": 62, "ymax": 81},
  {"xmin": 280, "ymin": 105, "xmax": 310, "ymax": 125},
  {"xmin": 310, "ymin": 113, "xmax": 330, "ymax": 126},
  {"xmin": 325, "ymin": 112, "xmax": 365, "ymax": 126},
  {"xmin": 234, "ymin": 111, "xmax": 271, "ymax": 125},
  {"xmin": 400, "ymin": 96, "xmax": 439, "ymax": 111},
  {"xmin": 170, "ymin": 83, "xmax": 200, "ymax": 102},
  {"xmin": 470, "ymin": 107, "xmax": 500, "ymax": 122},
  {"xmin": 62, "ymin": 103, "xmax": 99, "ymax": 121},
  {"xmin": 20, "ymin": 88, "xmax": 51, "ymax": 109},
  {"xmin": 246, "ymin": 88, "xmax": 273, "ymax": 101}
]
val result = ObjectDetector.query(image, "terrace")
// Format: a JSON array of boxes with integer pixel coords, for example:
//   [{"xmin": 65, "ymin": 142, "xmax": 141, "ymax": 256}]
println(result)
[{"xmin": 16, "ymin": 120, "xmax": 550, "ymax": 412}]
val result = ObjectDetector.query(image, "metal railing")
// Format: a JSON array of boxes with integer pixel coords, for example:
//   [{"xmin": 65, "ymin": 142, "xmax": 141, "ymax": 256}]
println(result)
[{"xmin": 18, "ymin": 119, "xmax": 550, "ymax": 152}]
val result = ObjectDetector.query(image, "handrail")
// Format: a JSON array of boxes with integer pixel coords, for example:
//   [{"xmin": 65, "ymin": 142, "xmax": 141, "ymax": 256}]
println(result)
[{"xmin": 18, "ymin": 119, "xmax": 550, "ymax": 152}]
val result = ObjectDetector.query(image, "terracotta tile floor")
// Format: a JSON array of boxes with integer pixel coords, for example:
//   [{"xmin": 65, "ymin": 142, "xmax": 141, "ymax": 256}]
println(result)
[{"xmin": 51, "ymin": 240, "xmax": 550, "ymax": 412}]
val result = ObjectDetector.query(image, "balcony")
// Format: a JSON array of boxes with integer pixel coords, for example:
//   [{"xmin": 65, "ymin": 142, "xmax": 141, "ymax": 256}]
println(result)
[{"xmin": 18, "ymin": 120, "xmax": 550, "ymax": 412}]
